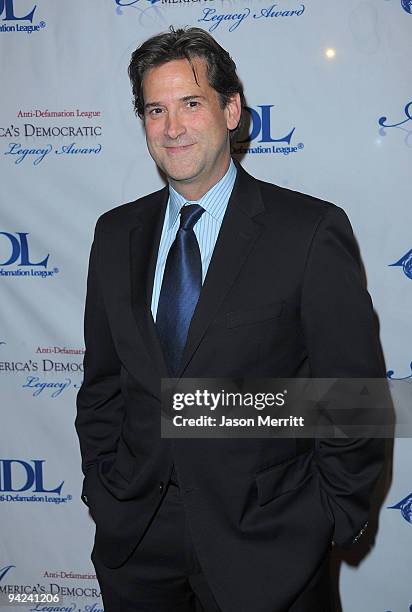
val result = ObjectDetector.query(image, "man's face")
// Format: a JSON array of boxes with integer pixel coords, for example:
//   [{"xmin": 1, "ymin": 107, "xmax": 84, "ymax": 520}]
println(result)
[{"xmin": 142, "ymin": 57, "xmax": 240, "ymax": 198}]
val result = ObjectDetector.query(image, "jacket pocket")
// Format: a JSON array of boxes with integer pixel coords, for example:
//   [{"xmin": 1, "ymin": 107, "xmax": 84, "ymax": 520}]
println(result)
[
  {"xmin": 255, "ymin": 451, "xmax": 314, "ymax": 506},
  {"xmin": 226, "ymin": 301, "xmax": 283, "ymax": 328}
]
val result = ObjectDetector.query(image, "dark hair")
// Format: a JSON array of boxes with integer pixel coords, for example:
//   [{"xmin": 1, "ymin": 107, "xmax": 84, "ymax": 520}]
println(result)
[{"xmin": 128, "ymin": 26, "xmax": 245, "ymax": 142}]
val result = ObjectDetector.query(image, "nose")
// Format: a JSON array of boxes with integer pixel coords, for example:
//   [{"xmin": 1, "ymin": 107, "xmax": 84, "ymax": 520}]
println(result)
[{"xmin": 164, "ymin": 109, "xmax": 186, "ymax": 140}]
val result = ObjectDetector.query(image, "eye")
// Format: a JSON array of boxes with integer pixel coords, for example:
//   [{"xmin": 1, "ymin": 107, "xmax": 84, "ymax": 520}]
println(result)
[
  {"xmin": 187, "ymin": 100, "xmax": 200, "ymax": 109},
  {"xmin": 148, "ymin": 107, "xmax": 164, "ymax": 117}
]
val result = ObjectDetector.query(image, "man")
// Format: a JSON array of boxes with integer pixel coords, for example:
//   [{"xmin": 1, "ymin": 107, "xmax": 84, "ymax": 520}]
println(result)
[{"xmin": 75, "ymin": 27, "xmax": 385, "ymax": 612}]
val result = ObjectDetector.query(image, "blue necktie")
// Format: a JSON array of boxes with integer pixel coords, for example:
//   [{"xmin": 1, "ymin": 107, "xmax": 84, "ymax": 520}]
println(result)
[{"xmin": 156, "ymin": 204, "xmax": 205, "ymax": 375}]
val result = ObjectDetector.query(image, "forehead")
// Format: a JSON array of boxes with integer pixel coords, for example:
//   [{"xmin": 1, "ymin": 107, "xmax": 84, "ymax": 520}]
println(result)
[{"xmin": 142, "ymin": 58, "xmax": 214, "ymax": 100}]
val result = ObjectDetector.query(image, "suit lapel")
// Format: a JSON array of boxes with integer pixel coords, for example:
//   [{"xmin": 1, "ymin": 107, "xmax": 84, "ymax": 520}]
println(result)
[
  {"xmin": 178, "ymin": 164, "xmax": 265, "ymax": 376},
  {"xmin": 129, "ymin": 186, "xmax": 171, "ymax": 379}
]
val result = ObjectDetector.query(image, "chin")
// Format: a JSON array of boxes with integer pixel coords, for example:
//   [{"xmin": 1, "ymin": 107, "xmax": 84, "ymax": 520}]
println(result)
[
  {"xmin": 163, "ymin": 164, "xmax": 200, "ymax": 184},
  {"xmin": 168, "ymin": 173, "xmax": 197, "ymax": 185}
]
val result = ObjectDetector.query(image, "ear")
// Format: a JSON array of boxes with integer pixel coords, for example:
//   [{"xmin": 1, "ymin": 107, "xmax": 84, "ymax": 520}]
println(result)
[{"xmin": 224, "ymin": 93, "xmax": 242, "ymax": 131}]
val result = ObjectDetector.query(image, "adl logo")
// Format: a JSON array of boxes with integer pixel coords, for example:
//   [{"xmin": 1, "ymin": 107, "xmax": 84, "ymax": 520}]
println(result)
[
  {"xmin": 0, "ymin": 0, "xmax": 45, "ymax": 33},
  {"xmin": 0, "ymin": 459, "xmax": 63, "ymax": 494},
  {"xmin": 0, "ymin": 231, "xmax": 58, "ymax": 277},
  {"xmin": 389, "ymin": 248, "xmax": 412, "ymax": 279},
  {"xmin": 234, "ymin": 105, "xmax": 303, "ymax": 156},
  {"xmin": 0, "ymin": 232, "xmax": 49, "ymax": 267},
  {"xmin": 0, "ymin": 0, "xmax": 35, "ymax": 21},
  {"xmin": 239, "ymin": 105, "xmax": 295, "ymax": 144}
]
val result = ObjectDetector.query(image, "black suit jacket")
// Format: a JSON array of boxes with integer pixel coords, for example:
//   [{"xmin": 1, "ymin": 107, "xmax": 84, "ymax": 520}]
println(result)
[{"xmin": 76, "ymin": 162, "xmax": 385, "ymax": 612}]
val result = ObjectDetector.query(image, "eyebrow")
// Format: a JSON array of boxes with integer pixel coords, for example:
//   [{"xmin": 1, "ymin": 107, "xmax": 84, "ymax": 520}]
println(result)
[{"xmin": 144, "ymin": 95, "xmax": 206, "ymax": 111}]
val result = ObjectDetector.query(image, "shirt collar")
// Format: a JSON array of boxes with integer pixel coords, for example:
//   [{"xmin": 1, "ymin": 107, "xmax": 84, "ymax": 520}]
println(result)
[{"xmin": 167, "ymin": 159, "xmax": 237, "ymax": 229}]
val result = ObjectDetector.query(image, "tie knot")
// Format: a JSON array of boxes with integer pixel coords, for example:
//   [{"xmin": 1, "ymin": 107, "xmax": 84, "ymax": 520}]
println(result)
[{"xmin": 179, "ymin": 204, "xmax": 204, "ymax": 231}]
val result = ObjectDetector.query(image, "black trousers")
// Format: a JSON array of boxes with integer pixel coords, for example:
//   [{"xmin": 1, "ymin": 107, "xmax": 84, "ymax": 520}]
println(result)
[
  {"xmin": 92, "ymin": 471, "xmax": 333, "ymax": 612},
  {"xmin": 91, "ymin": 475, "xmax": 222, "ymax": 612}
]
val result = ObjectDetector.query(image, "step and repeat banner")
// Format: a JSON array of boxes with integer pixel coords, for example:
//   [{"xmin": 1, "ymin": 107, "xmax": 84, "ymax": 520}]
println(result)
[{"xmin": 1, "ymin": 1, "xmax": 411, "ymax": 610}]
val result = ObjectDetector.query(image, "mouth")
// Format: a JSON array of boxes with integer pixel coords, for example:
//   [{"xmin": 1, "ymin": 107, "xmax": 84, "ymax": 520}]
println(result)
[{"xmin": 164, "ymin": 144, "xmax": 194, "ymax": 154}]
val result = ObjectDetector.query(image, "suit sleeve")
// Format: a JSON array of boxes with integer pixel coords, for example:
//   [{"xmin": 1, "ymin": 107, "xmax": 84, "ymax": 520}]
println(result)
[
  {"xmin": 75, "ymin": 218, "xmax": 125, "ymax": 476},
  {"xmin": 301, "ymin": 205, "xmax": 386, "ymax": 547}
]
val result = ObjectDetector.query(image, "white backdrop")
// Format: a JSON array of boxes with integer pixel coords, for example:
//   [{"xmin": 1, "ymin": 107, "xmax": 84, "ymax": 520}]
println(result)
[{"xmin": 1, "ymin": 1, "xmax": 411, "ymax": 610}]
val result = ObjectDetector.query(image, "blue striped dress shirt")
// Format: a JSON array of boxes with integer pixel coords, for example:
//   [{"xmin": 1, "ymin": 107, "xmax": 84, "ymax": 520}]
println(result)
[{"xmin": 151, "ymin": 159, "xmax": 237, "ymax": 321}]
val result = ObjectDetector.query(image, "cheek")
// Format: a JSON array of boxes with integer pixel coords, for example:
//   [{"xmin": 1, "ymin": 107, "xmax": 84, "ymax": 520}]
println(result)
[
  {"xmin": 190, "ymin": 119, "xmax": 225, "ymax": 143},
  {"xmin": 145, "ymin": 124, "xmax": 163, "ymax": 146},
  {"xmin": 207, "ymin": 114, "xmax": 230, "ymax": 140}
]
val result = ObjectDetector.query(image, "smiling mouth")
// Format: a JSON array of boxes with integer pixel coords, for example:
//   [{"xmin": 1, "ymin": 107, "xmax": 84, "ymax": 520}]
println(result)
[{"xmin": 164, "ymin": 144, "xmax": 194, "ymax": 153}]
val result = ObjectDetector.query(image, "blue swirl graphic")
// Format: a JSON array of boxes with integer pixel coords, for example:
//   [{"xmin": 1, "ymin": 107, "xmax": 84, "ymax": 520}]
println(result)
[
  {"xmin": 389, "ymin": 248, "xmax": 412, "ymax": 279},
  {"xmin": 388, "ymin": 493, "xmax": 412, "ymax": 524},
  {"xmin": 401, "ymin": 0, "xmax": 412, "ymax": 14},
  {"xmin": 379, "ymin": 101, "xmax": 412, "ymax": 128},
  {"xmin": 387, "ymin": 361, "xmax": 412, "ymax": 380}
]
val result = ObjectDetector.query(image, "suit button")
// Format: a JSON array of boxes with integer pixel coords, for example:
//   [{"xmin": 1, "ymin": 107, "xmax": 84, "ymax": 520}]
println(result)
[
  {"xmin": 159, "ymin": 481, "xmax": 165, "ymax": 493},
  {"xmin": 81, "ymin": 494, "xmax": 89, "ymax": 506}
]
